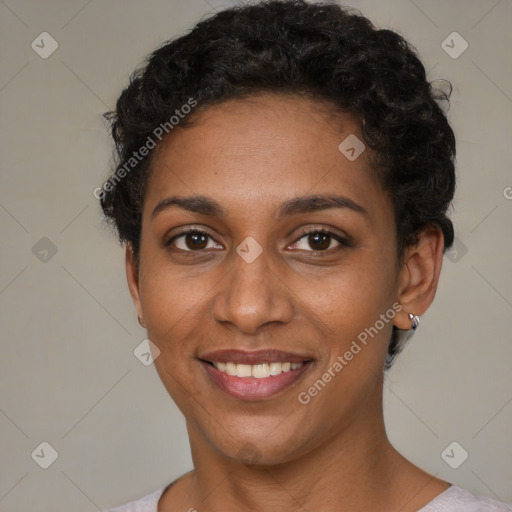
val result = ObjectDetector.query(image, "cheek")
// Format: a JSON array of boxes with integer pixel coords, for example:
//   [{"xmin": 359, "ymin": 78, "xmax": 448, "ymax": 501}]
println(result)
[
  {"xmin": 293, "ymin": 266, "xmax": 395, "ymax": 435},
  {"xmin": 297, "ymin": 255, "xmax": 396, "ymax": 334},
  {"xmin": 143, "ymin": 267, "xmax": 208, "ymax": 408},
  {"xmin": 294, "ymin": 254, "xmax": 398, "ymax": 387},
  {"xmin": 138, "ymin": 256, "xmax": 212, "ymax": 342}
]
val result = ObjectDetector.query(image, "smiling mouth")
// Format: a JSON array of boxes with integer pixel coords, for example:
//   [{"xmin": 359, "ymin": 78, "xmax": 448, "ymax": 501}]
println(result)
[
  {"xmin": 199, "ymin": 350, "xmax": 313, "ymax": 399},
  {"xmin": 207, "ymin": 361, "xmax": 304, "ymax": 378}
]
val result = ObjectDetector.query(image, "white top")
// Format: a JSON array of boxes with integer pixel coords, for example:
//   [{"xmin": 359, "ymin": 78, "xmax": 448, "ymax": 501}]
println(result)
[{"xmin": 103, "ymin": 484, "xmax": 511, "ymax": 511}]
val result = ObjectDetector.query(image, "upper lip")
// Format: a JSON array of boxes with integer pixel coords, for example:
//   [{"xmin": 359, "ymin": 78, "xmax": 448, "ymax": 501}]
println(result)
[{"xmin": 199, "ymin": 349, "xmax": 313, "ymax": 365}]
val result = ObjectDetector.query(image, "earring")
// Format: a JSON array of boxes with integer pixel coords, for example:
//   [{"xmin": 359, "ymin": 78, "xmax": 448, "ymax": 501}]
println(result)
[{"xmin": 408, "ymin": 313, "xmax": 420, "ymax": 330}]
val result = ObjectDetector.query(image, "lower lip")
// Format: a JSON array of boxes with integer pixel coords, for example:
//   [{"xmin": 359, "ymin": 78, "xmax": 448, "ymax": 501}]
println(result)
[{"xmin": 201, "ymin": 361, "xmax": 311, "ymax": 400}]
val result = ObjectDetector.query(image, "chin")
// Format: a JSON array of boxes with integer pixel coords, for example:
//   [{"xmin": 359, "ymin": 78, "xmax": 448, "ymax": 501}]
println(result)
[{"xmin": 194, "ymin": 413, "xmax": 315, "ymax": 467}]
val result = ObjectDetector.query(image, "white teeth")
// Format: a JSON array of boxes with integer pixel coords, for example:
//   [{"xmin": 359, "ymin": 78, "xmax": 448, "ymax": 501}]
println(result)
[
  {"xmin": 236, "ymin": 364, "xmax": 252, "ymax": 377},
  {"xmin": 225, "ymin": 362, "xmax": 237, "ymax": 376},
  {"xmin": 252, "ymin": 363, "xmax": 270, "ymax": 378},
  {"xmin": 212, "ymin": 361, "xmax": 304, "ymax": 378},
  {"xmin": 269, "ymin": 362, "xmax": 282, "ymax": 375}
]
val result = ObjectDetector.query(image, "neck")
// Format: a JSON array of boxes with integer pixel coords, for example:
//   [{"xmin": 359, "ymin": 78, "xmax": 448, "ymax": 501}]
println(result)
[
  {"xmin": 177, "ymin": 382, "xmax": 415, "ymax": 512},
  {"xmin": 161, "ymin": 378, "xmax": 449, "ymax": 512}
]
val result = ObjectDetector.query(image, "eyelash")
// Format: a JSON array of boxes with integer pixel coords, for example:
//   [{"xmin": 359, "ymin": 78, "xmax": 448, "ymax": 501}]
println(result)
[
  {"xmin": 165, "ymin": 228, "xmax": 221, "ymax": 253},
  {"xmin": 290, "ymin": 227, "xmax": 350, "ymax": 252},
  {"xmin": 165, "ymin": 226, "xmax": 351, "ymax": 254}
]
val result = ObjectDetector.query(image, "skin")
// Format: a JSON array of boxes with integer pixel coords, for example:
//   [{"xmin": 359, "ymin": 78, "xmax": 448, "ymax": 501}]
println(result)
[{"xmin": 125, "ymin": 93, "xmax": 449, "ymax": 511}]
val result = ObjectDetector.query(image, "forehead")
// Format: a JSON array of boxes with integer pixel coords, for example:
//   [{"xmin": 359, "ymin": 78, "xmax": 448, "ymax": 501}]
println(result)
[{"xmin": 144, "ymin": 93, "xmax": 389, "ymax": 221}]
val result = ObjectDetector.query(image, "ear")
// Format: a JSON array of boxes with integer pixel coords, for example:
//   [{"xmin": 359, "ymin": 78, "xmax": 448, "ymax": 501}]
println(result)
[
  {"xmin": 125, "ymin": 243, "xmax": 145, "ymax": 327},
  {"xmin": 393, "ymin": 224, "xmax": 445, "ymax": 330}
]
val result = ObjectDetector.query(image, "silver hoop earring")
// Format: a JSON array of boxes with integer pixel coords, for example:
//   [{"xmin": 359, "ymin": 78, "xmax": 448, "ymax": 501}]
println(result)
[{"xmin": 408, "ymin": 313, "xmax": 420, "ymax": 330}]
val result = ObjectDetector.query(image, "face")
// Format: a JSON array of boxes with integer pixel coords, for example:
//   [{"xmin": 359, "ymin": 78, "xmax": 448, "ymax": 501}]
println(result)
[{"xmin": 127, "ymin": 94, "xmax": 411, "ymax": 465}]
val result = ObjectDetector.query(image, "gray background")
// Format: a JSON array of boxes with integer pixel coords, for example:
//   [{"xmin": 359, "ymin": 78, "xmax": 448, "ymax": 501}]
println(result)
[{"xmin": 0, "ymin": 0, "xmax": 511, "ymax": 510}]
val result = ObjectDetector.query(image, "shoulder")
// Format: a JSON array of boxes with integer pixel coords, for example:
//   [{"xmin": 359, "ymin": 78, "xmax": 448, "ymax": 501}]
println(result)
[
  {"xmin": 102, "ymin": 487, "xmax": 165, "ymax": 512},
  {"xmin": 420, "ymin": 485, "xmax": 512, "ymax": 511}
]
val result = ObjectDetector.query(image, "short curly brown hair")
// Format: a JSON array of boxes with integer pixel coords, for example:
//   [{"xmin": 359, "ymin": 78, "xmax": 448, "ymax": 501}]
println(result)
[{"xmin": 100, "ymin": 0, "xmax": 456, "ymax": 368}]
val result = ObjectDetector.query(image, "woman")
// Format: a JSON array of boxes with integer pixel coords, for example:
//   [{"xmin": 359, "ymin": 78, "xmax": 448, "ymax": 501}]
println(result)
[{"xmin": 99, "ymin": 1, "xmax": 510, "ymax": 510}]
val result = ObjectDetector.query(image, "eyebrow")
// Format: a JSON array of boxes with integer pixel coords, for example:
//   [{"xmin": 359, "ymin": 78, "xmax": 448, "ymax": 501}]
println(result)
[
  {"xmin": 151, "ymin": 194, "xmax": 368, "ymax": 220},
  {"xmin": 151, "ymin": 195, "xmax": 224, "ymax": 219}
]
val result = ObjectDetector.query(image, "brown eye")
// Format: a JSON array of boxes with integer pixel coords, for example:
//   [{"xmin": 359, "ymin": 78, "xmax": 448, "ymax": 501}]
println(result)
[
  {"xmin": 184, "ymin": 232, "xmax": 208, "ymax": 250},
  {"xmin": 290, "ymin": 229, "xmax": 347, "ymax": 252},
  {"xmin": 307, "ymin": 232, "xmax": 331, "ymax": 250},
  {"xmin": 167, "ymin": 230, "xmax": 223, "ymax": 251}
]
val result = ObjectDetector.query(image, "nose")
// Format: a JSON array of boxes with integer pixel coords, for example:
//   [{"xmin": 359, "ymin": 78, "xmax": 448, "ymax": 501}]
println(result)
[{"xmin": 212, "ymin": 244, "xmax": 294, "ymax": 334}]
